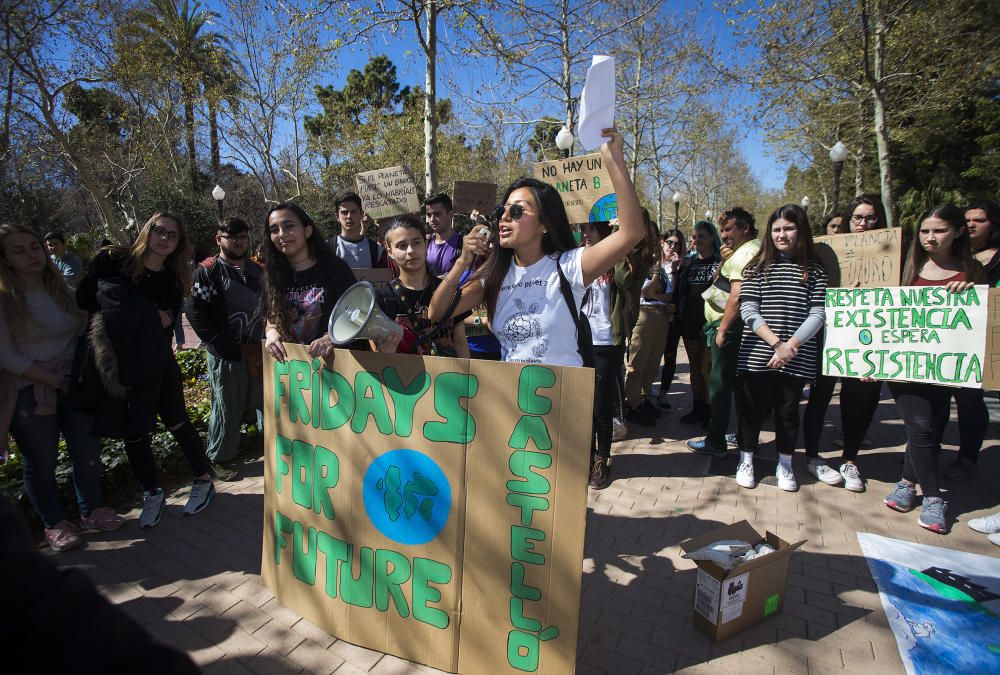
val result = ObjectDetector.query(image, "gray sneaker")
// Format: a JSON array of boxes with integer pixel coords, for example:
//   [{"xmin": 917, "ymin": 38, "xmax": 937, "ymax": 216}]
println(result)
[
  {"xmin": 918, "ymin": 497, "xmax": 948, "ymax": 534},
  {"xmin": 183, "ymin": 479, "xmax": 215, "ymax": 516},
  {"xmin": 883, "ymin": 481, "xmax": 916, "ymax": 512},
  {"xmin": 139, "ymin": 489, "xmax": 165, "ymax": 528}
]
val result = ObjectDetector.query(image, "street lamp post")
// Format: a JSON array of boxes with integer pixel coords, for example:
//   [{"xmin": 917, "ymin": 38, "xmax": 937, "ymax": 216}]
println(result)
[
  {"xmin": 672, "ymin": 191, "xmax": 681, "ymax": 233},
  {"xmin": 829, "ymin": 141, "xmax": 849, "ymax": 214},
  {"xmin": 555, "ymin": 126, "xmax": 574, "ymax": 159},
  {"xmin": 704, "ymin": 210, "xmax": 712, "ymax": 222},
  {"xmin": 212, "ymin": 184, "xmax": 226, "ymax": 222},
  {"xmin": 800, "ymin": 195, "xmax": 810, "ymax": 216}
]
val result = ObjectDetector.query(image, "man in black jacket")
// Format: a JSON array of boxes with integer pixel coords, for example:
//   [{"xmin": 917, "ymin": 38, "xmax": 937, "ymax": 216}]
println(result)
[{"xmin": 186, "ymin": 217, "xmax": 265, "ymax": 481}]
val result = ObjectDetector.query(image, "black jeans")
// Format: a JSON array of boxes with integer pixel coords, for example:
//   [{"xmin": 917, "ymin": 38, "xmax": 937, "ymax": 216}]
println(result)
[
  {"xmin": 737, "ymin": 371, "xmax": 806, "ymax": 455},
  {"xmin": 889, "ymin": 381, "xmax": 952, "ymax": 498},
  {"xmin": 839, "ymin": 378, "xmax": 883, "ymax": 459},
  {"xmin": 124, "ymin": 351, "xmax": 211, "ymax": 491},
  {"xmin": 659, "ymin": 321, "xmax": 682, "ymax": 394},
  {"xmin": 954, "ymin": 388, "xmax": 989, "ymax": 463},
  {"xmin": 593, "ymin": 344, "xmax": 625, "ymax": 460},
  {"xmin": 803, "ymin": 374, "xmax": 837, "ymax": 458}
]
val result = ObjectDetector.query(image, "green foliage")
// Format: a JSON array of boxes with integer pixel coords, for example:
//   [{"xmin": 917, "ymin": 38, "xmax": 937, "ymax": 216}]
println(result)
[{"xmin": 175, "ymin": 348, "xmax": 208, "ymax": 380}]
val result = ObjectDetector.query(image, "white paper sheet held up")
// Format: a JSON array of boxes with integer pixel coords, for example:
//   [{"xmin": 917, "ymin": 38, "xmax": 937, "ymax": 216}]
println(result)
[{"xmin": 577, "ymin": 55, "xmax": 616, "ymax": 151}]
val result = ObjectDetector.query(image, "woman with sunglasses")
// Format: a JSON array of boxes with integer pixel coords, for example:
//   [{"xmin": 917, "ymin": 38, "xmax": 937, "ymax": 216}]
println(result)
[
  {"xmin": 428, "ymin": 128, "xmax": 644, "ymax": 370},
  {"xmin": 77, "ymin": 213, "xmax": 215, "ymax": 527},
  {"xmin": 656, "ymin": 229, "xmax": 687, "ymax": 410},
  {"xmin": 0, "ymin": 224, "xmax": 124, "ymax": 551},
  {"xmin": 883, "ymin": 204, "xmax": 982, "ymax": 533}
]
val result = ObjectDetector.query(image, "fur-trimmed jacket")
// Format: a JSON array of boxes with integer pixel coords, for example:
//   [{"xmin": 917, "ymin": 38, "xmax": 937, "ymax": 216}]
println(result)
[{"xmin": 72, "ymin": 276, "xmax": 166, "ymax": 438}]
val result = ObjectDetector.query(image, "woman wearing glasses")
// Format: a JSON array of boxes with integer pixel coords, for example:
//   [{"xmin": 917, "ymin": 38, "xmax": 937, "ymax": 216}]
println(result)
[
  {"xmin": 77, "ymin": 212, "xmax": 215, "ymax": 528},
  {"xmin": 428, "ymin": 128, "xmax": 644, "ymax": 369},
  {"xmin": 657, "ymin": 229, "xmax": 687, "ymax": 409}
]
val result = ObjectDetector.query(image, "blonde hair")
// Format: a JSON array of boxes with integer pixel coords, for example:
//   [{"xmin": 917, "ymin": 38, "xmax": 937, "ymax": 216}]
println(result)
[
  {"xmin": 122, "ymin": 211, "xmax": 194, "ymax": 295},
  {"xmin": 0, "ymin": 223, "xmax": 81, "ymax": 335}
]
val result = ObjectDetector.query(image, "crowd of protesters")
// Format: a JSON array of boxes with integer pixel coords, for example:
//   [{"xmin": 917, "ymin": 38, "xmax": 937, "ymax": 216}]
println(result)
[{"xmin": 1, "ymin": 128, "xmax": 998, "ymax": 554}]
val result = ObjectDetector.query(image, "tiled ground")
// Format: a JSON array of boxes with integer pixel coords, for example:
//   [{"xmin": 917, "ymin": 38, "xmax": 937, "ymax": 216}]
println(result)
[{"xmin": 52, "ymin": 348, "xmax": 1000, "ymax": 674}]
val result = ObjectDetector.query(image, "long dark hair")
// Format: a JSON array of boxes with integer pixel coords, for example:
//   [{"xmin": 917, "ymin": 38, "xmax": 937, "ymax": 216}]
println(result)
[
  {"xmin": 477, "ymin": 177, "xmax": 575, "ymax": 318},
  {"xmin": 822, "ymin": 211, "xmax": 849, "ymax": 235},
  {"xmin": 260, "ymin": 201, "xmax": 336, "ymax": 339},
  {"xmin": 902, "ymin": 204, "xmax": 983, "ymax": 285},
  {"xmin": 746, "ymin": 204, "xmax": 817, "ymax": 283},
  {"xmin": 123, "ymin": 211, "xmax": 194, "ymax": 295},
  {"xmin": 966, "ymin": 199, "xmax": 1000, "ymax": 251},
  {"xmin": 846, "ymin": 194, "xmax": 887, "ymax": 231}
]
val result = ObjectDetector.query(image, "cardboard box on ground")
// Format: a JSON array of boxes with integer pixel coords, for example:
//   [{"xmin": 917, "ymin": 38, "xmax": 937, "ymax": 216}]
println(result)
[
  {"xmin": 261, "ymin": 344, "xmax": 594, "ymax": 674},
  {"xmin": 680, "ymin": 521, "xmax": 805, "ymax": 643}
]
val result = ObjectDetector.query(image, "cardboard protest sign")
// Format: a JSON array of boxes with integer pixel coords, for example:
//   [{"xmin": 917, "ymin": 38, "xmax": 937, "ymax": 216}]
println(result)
[
  {"xmin": 356, "ymin": 165, "xmax": 421, "ymax": 220},
  {"xmin": 352, "ymin": 267, "xmax": 393, "ymax": 291},
  {"xmin": 984, "ymin": 287, "xmax": 1000, "ymax": 390},
  {"xmin": 532, "ymin": 153, "xmax": 617, "ymax": 223},
  {"xmin": 261, "ymin": 344, "xmax": 593, "ymax": 674},
  {"xmin": 815, "ymin": 228, "xmax": 902, "ymax": 288},
  {"xmin": 823, "ymin": 286, "xmax": 989, "ymax": 388},
  {"xmin": 452, "ymin": 181, "xmax": 498, "ymax": 214}
]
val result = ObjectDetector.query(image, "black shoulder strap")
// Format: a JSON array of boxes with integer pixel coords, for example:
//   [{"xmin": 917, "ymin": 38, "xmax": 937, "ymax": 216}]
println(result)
[{"xmin": 555, "ymin": 253, "xmax": 595, "ymax": 368}]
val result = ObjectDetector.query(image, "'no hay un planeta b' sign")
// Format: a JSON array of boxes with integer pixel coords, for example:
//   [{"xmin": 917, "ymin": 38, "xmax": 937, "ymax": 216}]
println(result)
[{"xmin": 261, "ymin": 344, "xmax": 594, "ymax": 673}]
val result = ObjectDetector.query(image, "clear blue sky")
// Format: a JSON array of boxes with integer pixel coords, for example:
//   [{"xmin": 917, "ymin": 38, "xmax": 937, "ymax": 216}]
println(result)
[{"xmin": 209, "ymin": 0, "xmax": 789, "ymax": 192}]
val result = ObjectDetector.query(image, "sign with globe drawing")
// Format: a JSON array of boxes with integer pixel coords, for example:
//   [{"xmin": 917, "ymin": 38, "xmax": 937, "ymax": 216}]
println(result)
[{"xmin": 261, "ymin": 344, "xmax": 594, "ymax": 675}]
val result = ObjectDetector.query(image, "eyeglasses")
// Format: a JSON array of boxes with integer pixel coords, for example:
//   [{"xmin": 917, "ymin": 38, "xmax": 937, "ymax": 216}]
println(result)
[
  {"xmin": 850, "ymin": 214, "xmax": 879, "ymax": 224},
  {"xmin": 502, "ymin": 203, "xmax": 534, "ymax": 220},
  {"xmin": 152, "ymin": 225, "xmax": 180, "ymax": 242},
  {"xmin": 220, "ymin": 233, "xmax": 250, "ymax": 242},
  {"xmin": 664, "ymin": 240, "xmax": 679, "ymax": 247}
]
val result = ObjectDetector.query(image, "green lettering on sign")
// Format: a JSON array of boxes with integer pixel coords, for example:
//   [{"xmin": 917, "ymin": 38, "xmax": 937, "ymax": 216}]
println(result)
[
  {"xmin": 423, "ymin": 372, "xmax": 478, "ymax": 444},
  {"xmin": 412, "ymin": 557, "xmax": 452, "ymax": 629},
  {"xmin": 507, "ymin": 451, "xmax": 553, "ymax": 494},
  {"xmin": 317, "ymin": 532, "xmax": 348, "ymax": 599},
  {"xmin": 288, "ymin": 359, "xmax": 311, "ymax": 424},
  {"xmin": 340, "ymin": 544, "xmax": 374, "ymax": 608},
  {"xmin": 382, "ymin": 368, "xmax": 431, "ymax": 437},
  {"xmin": 374, "ymin": 548, "xmax": 412, "ymax": 618},
  {"xmin": 273, "ymin": 360, "xmax": 289, "ymax": 418},
  {"xmin": 274, "ymin": 510, "xmax": 293, "ymax": 566},
  {"xmin": 517, "ymin": 366, "xmax": 555, "ymax": 414},
  {"xmin": 508, "ymin": 415, "xmax": 553, "ymax": 450},
  {"xmin": 511, "ymin": 525, "xmax": 545, "ymax": 564},
  {"xmin": 351, "ymin": 372, "xmax": 394, "ymax": 435},
  {"xmin": 292, "ymin": 521, "xmax": 317, "ymax": 585},
  {"xmin": 320, "ymin": 369, "xmax": 354, "ymax": 430}
]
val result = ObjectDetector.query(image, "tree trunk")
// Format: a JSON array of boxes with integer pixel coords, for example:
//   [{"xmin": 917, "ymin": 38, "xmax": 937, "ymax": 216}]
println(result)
[
  {"xmin": 854, "ymin": 140, "xmax": 864, "ymax": 197},
  {"xmin": 208, "ymin": 98, "xmax": 221, "ymax": 180},
  {"xmin": 423, "ymin": 0, "xmax": 438, "ymax": 196},
  {"xmin": 0, "ymin": 29, "xmax": 13, "ymax": 187},
  {"xmin": 871, "ymin": 4, "xmax": 894, "ymax": 228},
  {"xmin": 183, "ymin": 83, "xmax": 197, "ymax": 187},
  {"xmin": 628, "ymin": 50, "xmax": 642, "ymax": 182},
  {"xmin": 560, "ymin": 0, "xmax": 573, "ymax": 152}
]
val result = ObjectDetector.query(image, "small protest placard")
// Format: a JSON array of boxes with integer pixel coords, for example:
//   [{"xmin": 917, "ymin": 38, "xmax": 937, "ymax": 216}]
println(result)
[
  {"xmin": 984, "ymin": 287, "xmax": 1000, "ymax": 390},
  {"xmin": 261, "ymin": 344, "xmax": 592, "ymax": 674},
  {"xmin": 452, "ymin": 181, "xmax": 497, "ymax": 214},
  {"xmin": 823, "ymin": 286, "xmax": 989, "ymax": 388},
  {"xmin": 355, "ymin": 165, "xmax": 420, "ymax": 220},
  {"xmin": 352, "ymin": 267, "xmax": 393, "ymax": 291},
  {"xmin": 532, "ymin": 153, "xmax": 617, "ymax": 224},
  {"xmin": 815, "ymin": 228, "xmax": 902, "ymax": 288}
]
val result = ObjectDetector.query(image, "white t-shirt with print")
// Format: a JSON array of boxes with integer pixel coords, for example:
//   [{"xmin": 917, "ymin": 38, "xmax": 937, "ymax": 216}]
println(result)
[
  {"xmin": 583, "ymin": 277, "xmax": 613, "ymax": 346},
  {"xmin": 490, "ymin": 247, "xmax": 587, "ymax": 367}
]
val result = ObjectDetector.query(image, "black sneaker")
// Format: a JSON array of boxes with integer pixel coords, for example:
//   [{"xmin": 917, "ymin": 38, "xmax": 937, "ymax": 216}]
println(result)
[
  {"xmin": 211, "ymin": 462, "xmax": 239, "ymax": 482},
  {"xmin": 625, "ymin": 406, "xmax": 655, "ymax": 427},
  {"xmin": 639, "ymin": 399, "xmax": 663, "ymax": 418}
]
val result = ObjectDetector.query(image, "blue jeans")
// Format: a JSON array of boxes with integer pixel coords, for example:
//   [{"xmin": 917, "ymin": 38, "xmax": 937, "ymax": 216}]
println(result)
[{"xmin": 10, "ymin": 387, "xmax": 103, "ymax": 527}]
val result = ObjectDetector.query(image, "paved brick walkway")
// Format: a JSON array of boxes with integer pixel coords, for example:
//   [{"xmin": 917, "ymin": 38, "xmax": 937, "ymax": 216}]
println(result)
[{"xmin": 52, "ymin": 348, "xmax": 1000, "ymax": 674}]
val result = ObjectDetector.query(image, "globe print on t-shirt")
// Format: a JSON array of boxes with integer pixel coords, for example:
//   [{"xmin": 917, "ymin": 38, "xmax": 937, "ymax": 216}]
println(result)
[{"xmin": 499, "ymin": 298, "xmax": 549, "ymax": 360}]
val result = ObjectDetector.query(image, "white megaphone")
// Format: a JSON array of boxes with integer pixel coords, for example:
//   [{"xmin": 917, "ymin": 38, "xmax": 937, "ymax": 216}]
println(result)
[{"xmin": 328, "ymin": 282, "xmax": 404, "ymax": 346}]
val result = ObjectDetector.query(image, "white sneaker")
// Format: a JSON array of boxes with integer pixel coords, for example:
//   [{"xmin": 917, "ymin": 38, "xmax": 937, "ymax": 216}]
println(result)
[
  {"xmin": 807, "ymin": 459, "xmax": 844, "ymax": 486},
  {"xmin": 968, "ymin": 511, "xmax": 1000, "ymax": 534},
  {"xmin": 776, "ymin": 464, "xmax": 799, "ymax": 492},
  {"xmin": 183, "ymin": 479, "xmax": 215, "ymax": 516},
  {"xmin": 988, "ymin": 533, "xmax": 1000, "ymax": 547},
  {"xmin": 736, "ymin": 461, "xmax": 756, "ymax": 489},
  {"xmin": 139, "ymin": 488, "xmax": 165, "ymax": 528},
  {"xmin": 839, "ymin": 463, "xmax": 866, "ymax": 492}
]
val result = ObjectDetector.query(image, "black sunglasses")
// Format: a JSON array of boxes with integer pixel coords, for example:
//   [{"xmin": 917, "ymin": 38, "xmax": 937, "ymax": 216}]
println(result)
[{"xmin": 501, "ymin": 203, "xmax": 530, "ymax": 220}]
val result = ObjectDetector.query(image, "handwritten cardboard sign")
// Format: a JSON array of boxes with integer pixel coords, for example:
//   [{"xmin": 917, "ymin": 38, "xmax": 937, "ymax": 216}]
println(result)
[
  {"xmin": 352, "ymin": 267, "xmax": 393, "ymax": 291},
  {"xmin": 452, "ymin": 181, "xmax": 498, "ymax": 214},
  {"xmin": 356, "ymin": 165, "xmax": 421, "ymax": 220},
  {"xmin": 532, "ymin": 153, "xmax": 617, "ymax": 224},
  {"xmin": 823, "ymin": 286, "xmax": 989, "ymax": 388},
  {"xmin": 815, "ymin": 228, "xmax": 902, "ymax": 288},
  {"xmin": 261, "ymin": 344, "xmax": 593, "ymax": 674}
]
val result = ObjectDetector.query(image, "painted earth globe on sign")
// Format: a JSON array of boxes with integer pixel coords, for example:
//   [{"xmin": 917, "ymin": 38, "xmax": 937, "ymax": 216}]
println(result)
[
  {"xmin": 363, "ymin": 449, "xmax": 452, "ymax": 545},
  {"xmin": 589, "ymin": 193, "xmax": 618, "ymax": 222}
]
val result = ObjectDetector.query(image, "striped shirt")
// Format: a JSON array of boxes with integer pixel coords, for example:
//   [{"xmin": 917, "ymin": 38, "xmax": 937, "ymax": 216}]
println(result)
[{"xmin": 737, "ymin": 259, "xmax": 827, "ymax": 379}]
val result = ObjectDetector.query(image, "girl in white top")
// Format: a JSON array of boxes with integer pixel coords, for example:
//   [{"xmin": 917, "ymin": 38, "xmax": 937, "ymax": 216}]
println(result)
[
  {"xmin": 428, "ymin": 128, "xmax": 644, "ymax": 367},
  {"xmin": 0, "ymin": 224, "xmax": 123, "ymax": 551}
]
